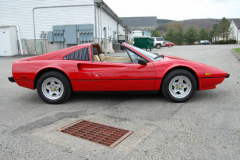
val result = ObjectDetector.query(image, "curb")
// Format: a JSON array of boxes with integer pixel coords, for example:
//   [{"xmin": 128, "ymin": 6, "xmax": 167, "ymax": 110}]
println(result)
[{"xmin": 231, "ymin": 50, "xmax": 240, "ymax": 61}]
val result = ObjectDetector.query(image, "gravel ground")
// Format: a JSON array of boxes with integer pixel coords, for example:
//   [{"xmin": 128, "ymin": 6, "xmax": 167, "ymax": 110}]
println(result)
[{"xmin": 0, "ymin": 44, "xmax": 239, "ymax": 159}]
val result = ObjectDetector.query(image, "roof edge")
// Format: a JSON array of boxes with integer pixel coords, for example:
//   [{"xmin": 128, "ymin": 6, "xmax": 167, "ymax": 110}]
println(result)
[{"xmin": 94, "ymin": 0, "xmax": 127, "ymax": 28}]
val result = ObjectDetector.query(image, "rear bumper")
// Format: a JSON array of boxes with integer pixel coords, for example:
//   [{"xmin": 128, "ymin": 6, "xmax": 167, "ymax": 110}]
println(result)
[{"xmin": 8, "ymin": 77, "xmax": 15, "ymax": 82}]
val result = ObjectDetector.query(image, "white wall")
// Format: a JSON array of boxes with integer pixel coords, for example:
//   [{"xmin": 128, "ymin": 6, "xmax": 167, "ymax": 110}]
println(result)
[
  {"xmin": 100, "ymin": 8, "xmax": 118, "ymax": 41},
  {"xmin": 0, "ymin": 0, "xmax": 94, "ymax": 39},
  {"xmin": 229, "ymin": 21, "xmax": 237, "ymax": 40},
  {"xmin": 0, "ymin": 0, "xmax": 127, "ymax": 49},
  {"xmin": 228, "ymin": 20, "xmax": 240, "ymax": 44},
  {"xmin": 118, "ymin": 24, "xmax": 125, "ymax": 36},
  {"xmin": 128, "ymin": 30, "xmax": 144, "ymax": 41},
  {"xmin": 238, "ymin": 29, "xmax": 240, "ymax": 44}
]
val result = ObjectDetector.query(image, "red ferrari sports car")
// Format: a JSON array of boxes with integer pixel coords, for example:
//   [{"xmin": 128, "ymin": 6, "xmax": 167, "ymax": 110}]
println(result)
[{"xmin": 9, "ymin": 43, "xmax": 229, "ymax": 104}]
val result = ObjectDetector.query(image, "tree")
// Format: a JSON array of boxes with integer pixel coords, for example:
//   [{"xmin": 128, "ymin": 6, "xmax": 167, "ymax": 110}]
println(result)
[
  {"xmin": 151, "ymin": 30, "xmax": 161, "ymax": 37},
  {"xmin": 166, "ymin": 22, "xmax": 184, "ymax": 32},
  {"xmin": 198, "ymin": 27, "xmax": 208, "ymax": 40},
  {"xmin": 174, "ymin": 27, "xmax": 184, "ymax": 45},
  {"xmin": 156, "ymin": 24, "xmax": 167, "ymax": 35},
  {"xmin": 209, "ymin": 24, "xmax": 219, "ymax": 42},
  {"xmin": 185, "ymin": 26, "xmax": 197, "ymax": 45},
  {"xmin": 165, "ymin": 28, "xmax": 175, "ymax": 42},
  {"xmin": 216, "ymin": 17, "xmax": 230, "ymax": 41},
  {"xmin": 183, "ymin": 25, "xmax": 200, "ymax": 33}
]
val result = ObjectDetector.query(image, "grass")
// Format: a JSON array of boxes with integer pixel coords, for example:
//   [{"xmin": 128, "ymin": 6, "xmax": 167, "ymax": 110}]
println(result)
[{"xmin": 233, "ymin": 48, "xmax": 240, "ymax": 56}]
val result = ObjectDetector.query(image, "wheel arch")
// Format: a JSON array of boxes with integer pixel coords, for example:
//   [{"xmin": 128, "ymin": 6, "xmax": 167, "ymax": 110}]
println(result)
[
  {"xmin": 34, "ymin": 68, "xmax": 72, "ymax": 90},
  {"xmin": 160, "ymin": 66, "xmax": 199, "ymax": 90}
]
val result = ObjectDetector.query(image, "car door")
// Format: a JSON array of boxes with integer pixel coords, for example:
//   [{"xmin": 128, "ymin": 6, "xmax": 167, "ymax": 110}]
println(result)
[
  {"xmin": 63, "ymin": 47, "xmax": 100, "ymax": 91},
  {"xmin": 91, "ymin": 49, "xmax": 156, "ymax": 91}
]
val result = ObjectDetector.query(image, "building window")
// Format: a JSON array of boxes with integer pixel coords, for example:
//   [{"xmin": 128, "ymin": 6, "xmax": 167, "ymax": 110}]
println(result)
[{"xmin": 64, "ymin": 47, "xmax": 90, "ymax": 61}]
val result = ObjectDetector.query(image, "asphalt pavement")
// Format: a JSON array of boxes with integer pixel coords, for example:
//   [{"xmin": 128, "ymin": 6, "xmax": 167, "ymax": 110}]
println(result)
[{"xmin": 0, "ymin": 44, "xmax": 239, "ymax": 159}]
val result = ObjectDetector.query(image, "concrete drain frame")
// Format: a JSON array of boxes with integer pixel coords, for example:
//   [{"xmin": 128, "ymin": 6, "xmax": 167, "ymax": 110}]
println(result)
[{"xmin": 58, "ymin": 119, "xmax": 133, "ymax": 148}]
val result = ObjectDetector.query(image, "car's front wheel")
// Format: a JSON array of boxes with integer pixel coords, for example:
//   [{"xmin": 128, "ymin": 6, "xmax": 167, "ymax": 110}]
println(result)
[
  {"xmin": 162, "ymin": 69, "xmax": 197, "ymax": 102},
  {"xmin": 37, "ymin": 71, "xmax": 71, "ymax": 104},
  {"xmin": 156, "ymin": 44, "xmax": 161, "ymax": 49}
]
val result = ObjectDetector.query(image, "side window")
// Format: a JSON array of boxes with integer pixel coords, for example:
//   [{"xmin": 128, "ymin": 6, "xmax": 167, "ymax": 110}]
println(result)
[
  {"xmin": 126, "ymin": 49, "xmax": 141, "ymax": 63},
  {"xmin": 64, "ymin": 47, "xmax": 90, "ymax": 61},
  {"xmin": 156, "ymin": 37, "xmax": 163, "ymax": 41}
]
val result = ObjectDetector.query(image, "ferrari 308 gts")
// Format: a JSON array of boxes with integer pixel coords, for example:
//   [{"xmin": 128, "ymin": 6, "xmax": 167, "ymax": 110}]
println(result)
[{"xmin": 8, "ymin": 43, "xmax": 229, "ymax": 104}]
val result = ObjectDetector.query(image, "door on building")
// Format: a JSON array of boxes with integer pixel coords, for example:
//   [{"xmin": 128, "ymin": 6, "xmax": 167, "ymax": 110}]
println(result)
[
  {"xmin": 0, "ymin": 28, "xmax": 11, "ymax": 56},
  {"xmin": 0, "ymin": 27, "xmax": 17, "ymax": 56}
]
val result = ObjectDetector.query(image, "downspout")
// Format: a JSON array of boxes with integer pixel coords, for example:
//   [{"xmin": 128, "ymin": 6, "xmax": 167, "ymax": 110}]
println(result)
[
  {"xmin": 98, "ymin": 6, "xmax": 101, "ymax": 44},
  {"xmin": 117, "ymin": 22, "xmax": 119, "ymax": 42},
  {"xmin": 33, "ymin": 8, "xmax": 36, "ymax": 54},
  {"xmin": 100, "ymin": 6, "xmax": 103, "ymax": 47},
  {"xmin": 94, "ymin": 5, "xmax": 97, "ymax": 42},
  {"xmin": 16, "ymin": 24, "xmax": 23, "ymax": 55},
  {"xmin": 32, "ymin": 4, "xmax": 94, "ymax": 54}
]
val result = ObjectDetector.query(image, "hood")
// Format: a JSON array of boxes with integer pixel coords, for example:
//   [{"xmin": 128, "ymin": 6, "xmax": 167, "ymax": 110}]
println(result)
[
  {"xmin": 164, "ymin": 55, "xmax": 189, "ymax": 61},
  {"xmin": 154, "ymin": 55, "xmax": 228, "ymax": 78}
]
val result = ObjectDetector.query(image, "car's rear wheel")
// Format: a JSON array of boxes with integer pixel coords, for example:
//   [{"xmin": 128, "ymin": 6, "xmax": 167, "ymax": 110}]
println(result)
[
  {"xmin": 37, "ymin": 71, "xmax": 71, "ymax": 104},
  {"xmin": 162, "ymin": 69, "xmax": 197, "ymax": 102},
  {"xmin": 156, "ymin": 44, "xmax": 161, "ymax": 49}
]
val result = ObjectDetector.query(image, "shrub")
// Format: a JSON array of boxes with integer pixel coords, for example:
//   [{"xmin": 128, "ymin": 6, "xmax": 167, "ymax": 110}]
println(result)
[{"xmin": 213, "ymin": 40, "xmax": 236, "ymax": 44}]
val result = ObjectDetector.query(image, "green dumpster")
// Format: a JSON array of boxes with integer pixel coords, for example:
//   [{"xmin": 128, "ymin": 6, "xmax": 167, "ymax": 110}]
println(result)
[{"xmin": 134, "ymin": 37, "xmax": 154, "ymax": 51}]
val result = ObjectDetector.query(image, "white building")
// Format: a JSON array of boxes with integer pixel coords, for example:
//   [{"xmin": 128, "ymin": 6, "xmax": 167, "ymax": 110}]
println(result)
[
  {"xmin": 128, "ymin": 30, "xmax": 152, "ymax": 43},
  {"xmin": 229, "ymin": 19, "xmax": 240, "ymax": 44},
  {"xmin": 212, "ymin": 19, "xmax": 240, "ymax": 44},
  {"xmin": 0, "ymin": 0, "xmax": 127, "ymax": 55}
]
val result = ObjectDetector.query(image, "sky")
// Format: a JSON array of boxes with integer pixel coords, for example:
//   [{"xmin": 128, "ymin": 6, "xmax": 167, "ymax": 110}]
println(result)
[{"xmin": 103, "ymin": 0, "xmax": 240, "ymax": 21}]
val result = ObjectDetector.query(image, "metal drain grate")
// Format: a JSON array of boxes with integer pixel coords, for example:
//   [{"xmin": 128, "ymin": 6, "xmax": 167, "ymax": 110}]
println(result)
[{"xmin": 58, "ymin": 119, "xmax": 133, "ymax": 148}]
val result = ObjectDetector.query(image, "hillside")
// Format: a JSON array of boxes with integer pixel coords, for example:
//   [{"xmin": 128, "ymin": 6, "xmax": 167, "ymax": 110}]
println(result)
[
  {"xmin": 157, "ymin": 18, "xmax": 221, "ymax": 28},
  {"xmin": 157, "ymin": 18, "xmax": 237, "ymax": 35}
]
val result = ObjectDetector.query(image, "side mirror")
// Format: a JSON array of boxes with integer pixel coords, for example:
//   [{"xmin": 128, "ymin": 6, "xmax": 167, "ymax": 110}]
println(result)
[{"xmin": 138, "ymin": 58, "xmax": 147, "ymax": 65}]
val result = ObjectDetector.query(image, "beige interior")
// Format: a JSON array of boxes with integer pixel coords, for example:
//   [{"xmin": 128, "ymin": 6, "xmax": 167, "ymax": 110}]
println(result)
[
  {"xmin": 99, "ymin": 54, "xmax": 105, "ymax": 61},
  {"xmin": 97, "ymin": 54, "xmax": 131, "ymax": 62},
  {"xmin": 104, "ymin": 56, "xmax": 131, "ymax": 62},
  {"xmin": 93, "ymin": 55, "xmax": 100, "ymax": 61}
]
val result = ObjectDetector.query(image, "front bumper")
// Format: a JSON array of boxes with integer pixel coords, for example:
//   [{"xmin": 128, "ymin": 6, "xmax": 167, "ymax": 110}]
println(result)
[
  {"xmin": 226, "ymin": 74, "xmax": 230, "ymax": 78},
  {"xmin": 8, "ymin": 77, "xmax": 15, "ymax": 82}
]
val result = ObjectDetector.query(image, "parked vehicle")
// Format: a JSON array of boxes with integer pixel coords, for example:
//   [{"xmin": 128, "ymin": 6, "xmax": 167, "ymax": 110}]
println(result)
[
  {"xmin": 9, "ymin": 43, "xmax": 229, "ymax": 104},
  {"xmin": 152, "ymin": 37, "xmax": 166, "ymax": 49},
  {"xmin": 200, "ymin": 40, "xmax": 211, "ymax": 45},
  {"xmin": 165, "ymin": 41, "xmax": 174, "ymax": 47}
]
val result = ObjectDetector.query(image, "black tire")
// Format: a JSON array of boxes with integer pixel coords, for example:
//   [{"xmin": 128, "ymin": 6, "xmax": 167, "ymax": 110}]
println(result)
[
  {"xmin": 156, "ymin": 44, "xmax": 161, "ymax": 49},
  {"xmin": 37, "ymin": 71, "xmax": 71, "ymax": 104},
  {"xmin": 162, "ymin": 69, "xmax": 197, "ymax": 102}
]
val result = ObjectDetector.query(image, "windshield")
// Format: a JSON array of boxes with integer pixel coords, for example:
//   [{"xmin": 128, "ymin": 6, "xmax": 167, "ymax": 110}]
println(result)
[{"xmin": 125, "ymin": 43, "xmax": 163, "ymax": 61}]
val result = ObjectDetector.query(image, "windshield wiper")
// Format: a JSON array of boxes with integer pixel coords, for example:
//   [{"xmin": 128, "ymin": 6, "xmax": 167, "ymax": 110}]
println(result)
[{"xmin": 154, "ymin": 55, "xmax": 164, "ymax": 59}]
